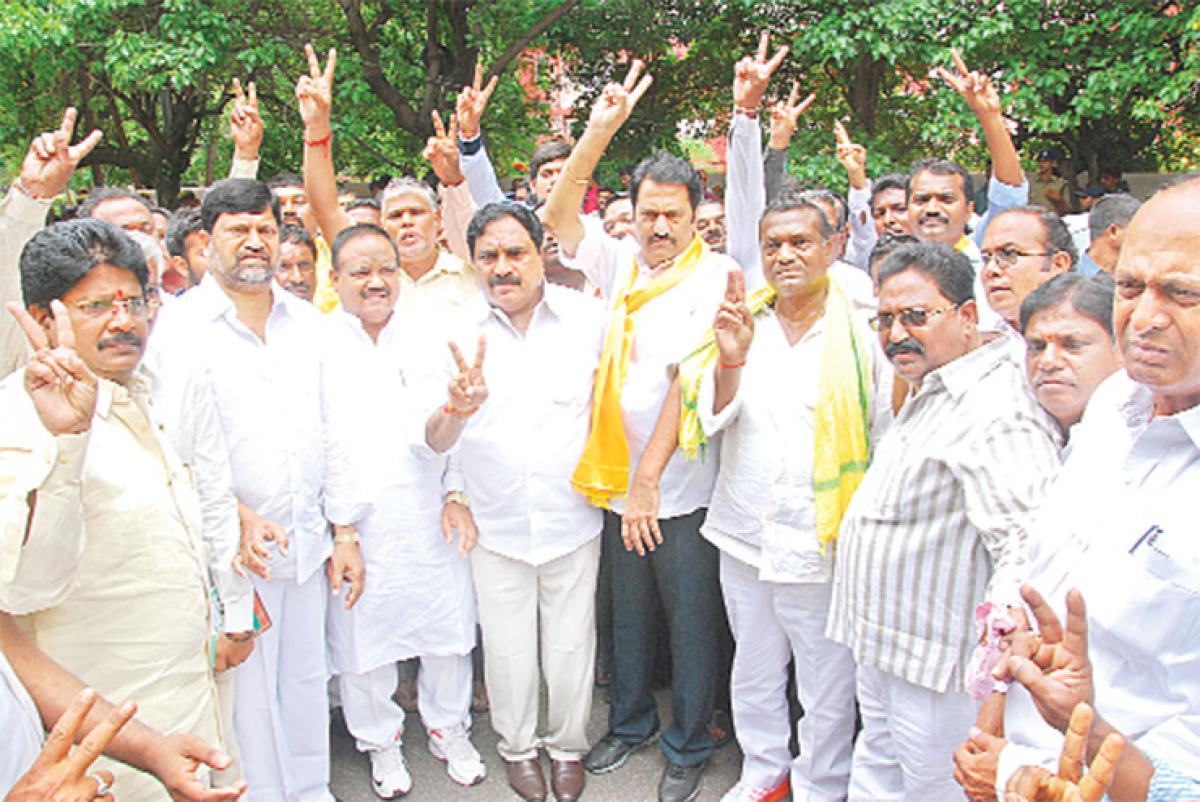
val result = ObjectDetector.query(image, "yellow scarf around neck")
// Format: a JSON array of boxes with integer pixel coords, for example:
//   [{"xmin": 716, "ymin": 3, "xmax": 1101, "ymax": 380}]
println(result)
[
  {"xmin": 677, "ymin": 276, "xmax": 873, "ymax": 553},
  {"xmin": 571, "ymin": 236, "xmax": 708, "ymax": 507}
]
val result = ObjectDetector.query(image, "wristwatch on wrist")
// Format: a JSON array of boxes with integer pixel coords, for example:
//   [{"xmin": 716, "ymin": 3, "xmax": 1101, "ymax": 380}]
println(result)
[
  {"xmin": 332, "ymin": 529, "xmax": 360, "ymax": 545},
  {"xmin": 444, "ymin": 490, "xmax": 471, "ymax": 509}
]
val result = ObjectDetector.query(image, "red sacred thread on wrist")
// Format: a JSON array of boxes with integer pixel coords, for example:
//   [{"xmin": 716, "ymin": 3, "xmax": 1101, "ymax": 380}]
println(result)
[
  {"xmin": 443, "ymin": 403, "xmax": 477, "ymax": 418},
  {"xmin": 305, "ymin": 132, "xmax": 332, "ymax": 148},
  {"xmin": 719, "ymin": 359, "xmax": 746, "ymax": 370}
]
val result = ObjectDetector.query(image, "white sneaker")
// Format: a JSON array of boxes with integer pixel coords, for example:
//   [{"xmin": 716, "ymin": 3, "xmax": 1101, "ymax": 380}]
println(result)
[
  {"xmin": 720, "ymin": 777, "xmax": 791, "ymax": 802},
  {"xmin": 369, "ymin": 743, "xmax": 412, "ymax": 798},
  {"xmin": 427, "ymin": 725, "xmax": 487, "ymax": 786}
]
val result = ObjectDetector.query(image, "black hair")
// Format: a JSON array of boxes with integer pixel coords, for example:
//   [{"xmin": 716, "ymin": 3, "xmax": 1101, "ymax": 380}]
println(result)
[
  {"xmin": 20, "ymin": 218, "xmax": 148, "ymax": 308},
  {"xmin": 876, "ymin": 241, "xmax": 975, "ymax": 304},
  {"xmin": 870, "ymin": 173, "xmax": 909, "ymax": 208},
  {"xmin": 906, "ymin": 159, "xmax": 974, "ymax": 204},
  {"xmin": 869, "ymin": 233, "xmax": 920, "ymax": 270},
  {"xmin": 529, "ymin": 141, "xmax": 572, "ymax": 183},
  {"xmin": 1020, "ymin": 271, "xmax": 1116, "ymax": 340},
  {"xmin": 346, "ymin": 198, "xmax": 381, "ymax": 214},
  {"xmin": 164, "ymin": 208, "xmax": 204, "ymax": 258},
  {"xmin": 797, "ymin": 189, "xmax": 847, "ymax": 232},
  {"xmin": 992, "ymin": 205, "xmax": 1078, "ymax": 267},
  {"xmin": 1088, "ymin": 194, "xmax": 1142, "ymax": 241},
  {"xmin": 200, "ymin": 179, "xmax": 281, "ymax": 232},
  {"xmin": 760, "ymin": 191, "xmax": 833, "ymax": 239},
  {"xmin": 603, "ymin": 193, "xmax": 632, "ymax": 214},
  {"xmin": 280, "ymin": 223, "xmax": 317, "ymax": 262},
  {"xmin": 630, "ymin": 151, "xmax": 702, "ymax": 211},
  {"xmin": 330, "ymin": 223, "xmax": 399, "ymax": 270},
  {"xmin": 267, "ymin": 172, "xmax": 304, "ymax": 190},
  {"xmin": 466, "ymin": 202, "xmax": 544, "ymax": 259},
  {"xmin": 76, "ymin": 187, "xmax": 153, "ymax": 220}
]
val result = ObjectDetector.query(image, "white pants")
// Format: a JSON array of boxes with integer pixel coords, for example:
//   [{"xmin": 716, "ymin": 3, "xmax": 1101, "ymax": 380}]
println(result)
[
  {"xmin": 338, "ymin": 653, "xmax": 473, "ymax": 752},
  {"xmin": 720, "ymin": 552, "xmax": 856, "ymax": 802},
  {"xmin": 234, "ymin": 571, "xmax": 331, "ymax": 802},
  {"xmin": 471, "ymin": 538, "xmax": 599, "ymax": 762},
  {"xmin": 212, "ymin": 668, "xmax": 242, "ymax": 788},
  {"xmin": 848, "ymin": 664, "xmax": 976, "ymax": 802}
]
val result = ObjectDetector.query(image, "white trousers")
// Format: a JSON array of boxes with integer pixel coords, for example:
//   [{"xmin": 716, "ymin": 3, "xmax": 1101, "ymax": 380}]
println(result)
[
  {"xmin": 338, "ymin": 653, "xmax": 473, "ymax": 752},
  {"xmin": 471, "ymin": 538, "xmax": 599, "ymax": 762},
  {"xmin": 848, "ymin": 664, "xmax": 976, "ymax": 802},
  {"xmin": 720, "ymin": 552, "xmax": 857, "ymax": 802},
  {"xmin": 211, "ymin": 669, "xmax": 242, "ymax": 788},
  {"xmin": 234, "ymin": 570, "xmax": 331, "ymax": 802}
]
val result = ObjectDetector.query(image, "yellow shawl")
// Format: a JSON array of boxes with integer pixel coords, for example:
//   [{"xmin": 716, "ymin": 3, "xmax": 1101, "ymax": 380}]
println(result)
[
  {"xmin": 677, "ymin": 277, "xmax": 873, "ymax": 553},
  {"xmin": 571, "ymin": 236, "xmax": 709, "ymax": 507}
]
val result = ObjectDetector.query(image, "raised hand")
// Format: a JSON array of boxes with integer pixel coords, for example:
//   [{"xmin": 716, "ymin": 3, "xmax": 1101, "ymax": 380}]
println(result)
[
  {"xmin": 423, "ymin": 110, "xmax": 465, "ymax": 187},
  {"xmin": 18, "ymin": 107, "xmax": 102, "ymax": 201},
  {"xmin": 229, "ymin": 78, "xmax": 263, "ymax": 161},
  {"xmin": 733, "ymin": 31, "xmax": 789, "ymax": 112},
  {"xmin": 999, "ymin": 586, "xmax": 1094, "ymax": 733},
  {"xmin": 1004, "ymin": 703, "xmax": 1123, "ymax": 802},
  {"xmin": 447, "ymin": 336, "xmax": 488, "ymax": 415},
  {"xmin": 4, "ymin": 689, "xmax": 131, "ymax": 802},
  {"xmin": 713, "ymin": 270, "xmax": 754, "ymax": 366},
  {"xmin": 456, "ymin": 63, "xmax": 498, "ymax": 141},
  {"xmin": 834, "ymin": 120, "xmax": 869, "ymax": 190},
  {"xmin": 934, "ymin": 48, "xmax": 1002, "ymax": 118},
  {"xmin": 586, "ymin": 60, "xmax": 653, "ymax": 134},
  {"xmin": 296, "ymin": 43, "xmax": 336, "ymax": 135},
  {"xmin": 768, "ymin": 80, "xmax": 816, "ymax": 150},
  {"xmin": 8, "ymin": 301, "xmax": 97, "ymax": 436}
]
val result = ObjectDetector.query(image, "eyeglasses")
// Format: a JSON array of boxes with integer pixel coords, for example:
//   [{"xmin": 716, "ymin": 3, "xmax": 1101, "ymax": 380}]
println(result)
[
  {"xmin": 869, "ymin": 304, "xmax": 959, "ymax": 331},
  {"xmin": 979, "ymin": 247, "xmax": 1051, "ymax": 270},
  {"xmin": 70, "ymin": 296, "xmax": 151, "ymax": 319}
]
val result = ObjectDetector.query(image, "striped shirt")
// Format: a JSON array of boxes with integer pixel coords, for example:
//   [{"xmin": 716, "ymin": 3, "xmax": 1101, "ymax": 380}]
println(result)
[{"xmin": 827, "ymin": 333, "xmax": 1061, "ymax": 693}]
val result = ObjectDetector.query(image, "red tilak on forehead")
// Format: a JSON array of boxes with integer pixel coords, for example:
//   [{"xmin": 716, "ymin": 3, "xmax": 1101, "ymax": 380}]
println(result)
[{"xmin": 116, "ymin": 289, "xmax": 125, "ymax": 300}]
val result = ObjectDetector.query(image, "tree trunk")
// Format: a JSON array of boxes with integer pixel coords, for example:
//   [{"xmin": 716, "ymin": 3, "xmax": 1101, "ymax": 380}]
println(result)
[{"xmin": 847, "ymin": 53, "xmax": 884, "ymax": 135}]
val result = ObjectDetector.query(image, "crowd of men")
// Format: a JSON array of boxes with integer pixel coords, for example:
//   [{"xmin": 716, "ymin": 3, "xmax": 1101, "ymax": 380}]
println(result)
[{"xmin": 0, "ymin": 31, "xmax": 1196, "ymax": 802}]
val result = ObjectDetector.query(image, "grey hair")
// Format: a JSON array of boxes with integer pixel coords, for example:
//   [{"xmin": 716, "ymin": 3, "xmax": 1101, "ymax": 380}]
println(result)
[
  {"xmin": 380, "ymin": 177, "xmax": 440, "ymax": 212},
  {"xmin": 1088, "ymin": 193, "xmax": 1141, "ymax": 241}
]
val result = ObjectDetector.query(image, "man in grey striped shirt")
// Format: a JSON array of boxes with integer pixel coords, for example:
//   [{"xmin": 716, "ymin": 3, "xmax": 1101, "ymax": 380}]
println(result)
[{"xmin": 827, "ymin": 241, "xmax": 1062, "ymax": 801}]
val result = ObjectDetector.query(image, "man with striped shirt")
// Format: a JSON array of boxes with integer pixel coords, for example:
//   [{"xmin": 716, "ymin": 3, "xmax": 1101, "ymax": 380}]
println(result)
[{"xmin": 827, "ymin": 242, "xmax": 1061, "ymax": 801}]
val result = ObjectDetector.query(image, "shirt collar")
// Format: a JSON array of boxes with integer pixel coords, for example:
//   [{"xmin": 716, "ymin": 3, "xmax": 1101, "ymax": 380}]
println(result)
[
  {"xmin": 405, "ymin": 251, "xmax": 472, "ymax": 286},
  {"xmin": 924, "ymin": 330, "xmax": 1018, "ymax": 401},
  {"xmin": 1113, "ymin": 371, "xmax": 1200, "ymax": 450},
  {"xmin": 469, "ymin": 281, "xmax": 560, "ymax": 333},
  {"xmin": 93, "ymin": 369, "xmax": 151, "ymax": 420}
]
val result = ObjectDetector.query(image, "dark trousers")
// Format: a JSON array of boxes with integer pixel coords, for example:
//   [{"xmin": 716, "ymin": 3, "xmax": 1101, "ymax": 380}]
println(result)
[{"xmin": 605, "ymin": 508, "xmax": 722, "ymax": 766}]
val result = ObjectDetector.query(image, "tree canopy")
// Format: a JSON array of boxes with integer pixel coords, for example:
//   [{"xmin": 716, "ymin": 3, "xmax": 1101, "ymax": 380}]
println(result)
[{"xmin": 0, "ymin": 0, "xmax": 1194, "ymax": 205}]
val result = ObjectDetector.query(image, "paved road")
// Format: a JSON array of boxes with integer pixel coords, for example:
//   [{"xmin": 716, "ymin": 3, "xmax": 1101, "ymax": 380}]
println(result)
[{"xmin": 331, "ymin": 688, "xmax": 744, "ymax": 802}]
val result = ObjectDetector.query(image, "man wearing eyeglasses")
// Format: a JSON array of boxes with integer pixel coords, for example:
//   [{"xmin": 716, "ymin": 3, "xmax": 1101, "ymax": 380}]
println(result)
[
  {"xmin": 979, "ymin": 207, "xmax": 1076, "ymax": 335},
  {"xmin": 827, "ymin": 241, "xmax": 1061, "ymax": 801}
]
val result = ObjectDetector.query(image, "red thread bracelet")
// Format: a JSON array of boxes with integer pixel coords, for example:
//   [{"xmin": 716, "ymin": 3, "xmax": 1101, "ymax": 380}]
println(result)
[
  {"xmin": 719, "ymin": 359, "xmax": 746, "ymax": 369},
  {"xmin": 305, "ymin": 132, "xmax": 332, "ymax": 148},
  {"xmin": 443, "ymin": 403, "xmax": 477, "ymax": 418}
]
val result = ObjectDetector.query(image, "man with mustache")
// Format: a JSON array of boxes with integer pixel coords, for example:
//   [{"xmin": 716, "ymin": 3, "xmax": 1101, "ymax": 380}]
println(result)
[
  {"xmin": 0, "ymin": 219, "xmax": 233, "ymax": 802},
  {"xmin": 275, "ymin": 224, "xmax": 318, "ymax": 303},
  {"xmin": 955, "ymin": 176, "xmax": 1200, "ymax": 802},
  {"xmin": 298, "ymin": 47, "xmax": 478, "ymax": 328},
  {"xmin": 266, "ymin": 173, "xmax": 342, "ymax": 314},
  {"xmin": 827, "ymin": 241, "xmax": 1061, "ymax": 801},
  {"xmin": 322, "ymin": 223, "xmax": 485, "ymax": 797},
  {"xmin": 696, "ymin": 199, "xmax": 727, "ymax": 254},
  {"xmin": 147, "ymin": 178, "xmax": 368, "ymax": 802},
  {"xmin": 423, "ymin": 202, "xmax": 607, "ymax": 802},
  {"xmin": 543, "ymin": 61, "xmax": 739, "ymax": 802}
]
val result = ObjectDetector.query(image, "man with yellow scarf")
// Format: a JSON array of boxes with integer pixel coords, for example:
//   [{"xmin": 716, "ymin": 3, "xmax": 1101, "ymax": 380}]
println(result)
[{"xmin": 543, "ymin": 62, "xmax": 741, "ymax": 802}]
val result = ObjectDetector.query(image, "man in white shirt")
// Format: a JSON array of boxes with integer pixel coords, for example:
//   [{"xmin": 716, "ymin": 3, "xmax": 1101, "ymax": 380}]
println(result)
[
  {"xmin": 147, "ymin": 179, "xmax": 368, "ymax": 802},
  {"xmin": 692, "ymin": 191, "xmax": 893, "ymax": 802},
  {"xmin": 542, "ymin": 63, "xmax": 737, "ymax": 802},
  {"xmin": 322, "ymin": 224, "xmax": 484, "ymax": 798},
  {"xmin": 424, "ymin": 202, "xmax": 605, "ymax": 802},
  {"xmin": 827, "ymin": 241, "xmax": 1061, "ymax": 801},
  {"xmin": 954, "ymin": 176, "xmax": 1200, "ymax": 802}
]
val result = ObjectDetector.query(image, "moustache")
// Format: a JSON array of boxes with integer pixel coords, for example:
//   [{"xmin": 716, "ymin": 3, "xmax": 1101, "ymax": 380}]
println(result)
[
  {"xmin": 360, "ymin": 286, "xmax": 390, "ymax": 299},
  {"xmin": 885, "ymin": 339, "xmax": 924, "ymax": 359},
  {"xmin": 919, "ymin": 211, "xmax": 949, "ymax": 226},
  {"xmin": 489, "ymin": 274, "xmax": 521, "ymax": 288},
  {"xmin": 97, "ymin": 331, "xmax": 144, "ymax": 351}
]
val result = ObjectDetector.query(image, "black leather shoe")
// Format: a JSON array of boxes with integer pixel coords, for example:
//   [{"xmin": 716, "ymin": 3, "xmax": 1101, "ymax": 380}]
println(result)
[
  {"xmin": 658, "ymin": 760, "xmax": 706, "ymax": 802},
  {"xmin": 582, "ymin": 729, "xmax": 659, "ymax": 774}
]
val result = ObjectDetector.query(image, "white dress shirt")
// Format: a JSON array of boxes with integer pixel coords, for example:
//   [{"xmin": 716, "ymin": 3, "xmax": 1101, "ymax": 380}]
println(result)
[
  {"xmin": 147, "ymin": 276, "xmax": 367, "ymax": 583},
  {"xmin": 0, "ymin": 187, "xmax": 51, "ymax": 379},
  {"xmin": 996, "ymin": 371, "xmax": 1200, "ymax": 793},
  {"xmin": 700, "ymin": 296, "xmax": 893, "ymax": 583},
  {"xmin": 432, "ymin": 284, "xmax": 605, "ymax": 565},
  {"xmin": 560, "ymin": 216, "xmax": 734, "ymax": 517},
  {"xmin": 0, "ymin": 650, "xmax": 43, "ymax": 795}
]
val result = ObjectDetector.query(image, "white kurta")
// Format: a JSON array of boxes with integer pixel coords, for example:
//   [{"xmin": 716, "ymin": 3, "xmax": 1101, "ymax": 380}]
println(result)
[
  {"xmin": 324, "ymin": 311, "xmax": 476, "ymax": 675},
  {"xmin": 0, "ymin": 650, "xmax": 43, "ymax": 795}
]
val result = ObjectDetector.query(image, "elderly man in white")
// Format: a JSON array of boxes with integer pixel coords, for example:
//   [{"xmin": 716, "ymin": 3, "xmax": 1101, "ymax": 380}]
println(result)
[
  {"xmin": 424, "ymin": 202, "xmax": 605, "ymax": 802},
  {"xmin": 321, "ymin": 223, "xmax": 483, "ymax": 798}
]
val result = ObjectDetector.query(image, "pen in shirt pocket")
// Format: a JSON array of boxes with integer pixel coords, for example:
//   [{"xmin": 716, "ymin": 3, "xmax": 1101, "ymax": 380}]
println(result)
[{"xmin": 1129, "ymin": 524, "xmax": 1163, "ymax": 555}]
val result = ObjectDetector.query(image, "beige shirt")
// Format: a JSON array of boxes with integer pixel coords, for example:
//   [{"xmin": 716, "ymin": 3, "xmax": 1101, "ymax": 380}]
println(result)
[
  {"xmin": 0, "ymin": 371, "xmax": 220, "ymax": 802},
  {"xmin": 396, "ymin": 249, "xmax": 479, "ymax": 329},
  {"xmin": 0, "ymin": 187, "xmax": 51, "ymax": 379}
]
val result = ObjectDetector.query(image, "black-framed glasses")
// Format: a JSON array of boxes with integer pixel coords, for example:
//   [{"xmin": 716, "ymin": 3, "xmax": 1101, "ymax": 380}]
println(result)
[
  {"xmin": 869, "ymin": 304, "xmax": 959, "ymax": 331},
  {"xmin": 979, "ymin": 247, "xmax": 1051, "ymax": 270}
]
